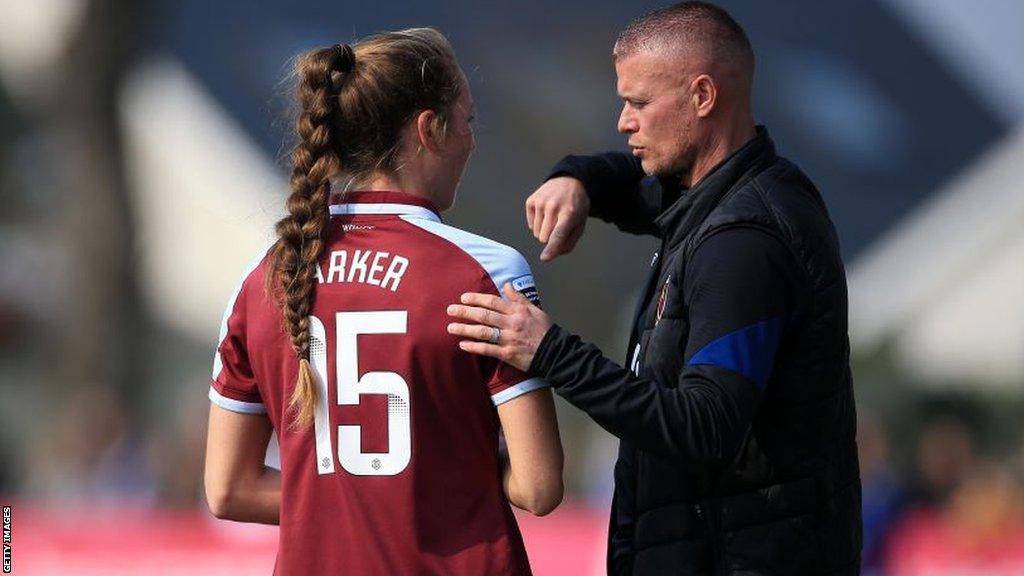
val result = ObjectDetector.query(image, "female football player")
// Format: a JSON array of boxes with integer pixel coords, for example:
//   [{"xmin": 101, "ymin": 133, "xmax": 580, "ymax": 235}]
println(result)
[{"xmin": 203, "ymin": 28, "xmax": 563, "ymax": 575}]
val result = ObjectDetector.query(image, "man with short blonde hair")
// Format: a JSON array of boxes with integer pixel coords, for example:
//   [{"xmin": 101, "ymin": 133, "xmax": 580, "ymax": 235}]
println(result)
[{"xmin": 447, "ymin": 3, "xmax": 862, "ymax": 574}]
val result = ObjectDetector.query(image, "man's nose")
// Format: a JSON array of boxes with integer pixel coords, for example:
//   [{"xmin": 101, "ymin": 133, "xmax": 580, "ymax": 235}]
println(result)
[{"xmin": 617, "ymin": 106, "xmax": 637, "ymax": 134}]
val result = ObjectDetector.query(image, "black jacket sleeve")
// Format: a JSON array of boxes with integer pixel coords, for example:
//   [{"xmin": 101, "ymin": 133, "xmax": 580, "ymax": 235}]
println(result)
[
  {"xmin": 548, "ymin": 152, "xmax": 667, "ymax": 236},
  {"xmin": 529, "ymin": 227, "xmax": 799, "ymax": 462}
]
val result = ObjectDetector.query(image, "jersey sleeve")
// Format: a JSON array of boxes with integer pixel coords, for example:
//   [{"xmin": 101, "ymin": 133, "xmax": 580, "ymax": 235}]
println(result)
[
  {"xmin": 485, "ymin": 249, "xmax": 548, "ymax": 405},
  {"xmin": 209, "ymin": 271, "xmax": 266, "ymax": 414}
]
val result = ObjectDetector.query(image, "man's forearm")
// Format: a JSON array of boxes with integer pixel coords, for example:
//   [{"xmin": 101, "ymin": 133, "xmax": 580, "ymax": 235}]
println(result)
[
  {"xmin": 549, "ymin": 152, "xmax": 661, "ymax": 235},
  {"xmin": 530, "ymin": 325, "xmax": 754, "ymax": 462}
]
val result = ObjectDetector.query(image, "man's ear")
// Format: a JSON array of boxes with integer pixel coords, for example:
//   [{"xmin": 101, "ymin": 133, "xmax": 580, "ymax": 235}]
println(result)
[
  {"xmin": 415, "ymin": 109, "xmax": 442, "ymax": 153},
  {"xmin": 690, "ymin": 74, "xmax": 717, "ymax": 118}
]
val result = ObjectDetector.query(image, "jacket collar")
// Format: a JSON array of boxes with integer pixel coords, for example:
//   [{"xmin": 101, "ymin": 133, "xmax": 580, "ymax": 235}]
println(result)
[
  {"xmin": 328, "ymin": 190, "xmax": 441, "ymax": 222},
  {"xmin": 654, "ymin": 126, "xmax": 777, "ymax": 244}
]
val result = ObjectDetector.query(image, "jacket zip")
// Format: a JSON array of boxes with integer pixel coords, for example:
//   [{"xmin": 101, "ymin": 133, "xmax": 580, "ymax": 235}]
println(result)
[{"xmin": 696, "ymin": 501, "xmax": 723, "ymax": 575}]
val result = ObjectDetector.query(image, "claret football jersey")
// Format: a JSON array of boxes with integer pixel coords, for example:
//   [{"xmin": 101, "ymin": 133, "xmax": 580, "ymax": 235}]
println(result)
[{"xmin": 209, "ymin": 191, "xmax": 546, "ymax": 575}]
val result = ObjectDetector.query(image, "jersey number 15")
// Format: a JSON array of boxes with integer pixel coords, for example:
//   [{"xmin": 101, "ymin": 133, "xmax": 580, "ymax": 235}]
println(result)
[{"xmin": 309, "ymin": 311, "xmax": 411, "ymax": 477}]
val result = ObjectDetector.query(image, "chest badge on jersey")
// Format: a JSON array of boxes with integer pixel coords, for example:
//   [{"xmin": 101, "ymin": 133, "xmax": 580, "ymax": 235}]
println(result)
[{"xmin": 655, "ymin": 277, "xmax": 671, "ymax": 326}]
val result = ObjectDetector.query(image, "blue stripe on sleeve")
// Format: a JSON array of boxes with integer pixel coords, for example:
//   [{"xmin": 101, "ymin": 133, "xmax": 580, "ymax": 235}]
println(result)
[{"xmin": 686, "ymin": 315, "xmax": 785, "ymax": 391}]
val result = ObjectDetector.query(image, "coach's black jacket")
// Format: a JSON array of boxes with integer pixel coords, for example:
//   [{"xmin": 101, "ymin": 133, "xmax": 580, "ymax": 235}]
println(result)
[{"xmin": 529, "ymin": 127, "xmax": 862, "ymax": 575}]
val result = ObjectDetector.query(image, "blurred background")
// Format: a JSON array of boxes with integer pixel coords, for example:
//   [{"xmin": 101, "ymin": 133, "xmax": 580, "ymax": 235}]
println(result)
[{"xmin": 0, "ymin": 0, "xmax": 1022, "ymax": 574}]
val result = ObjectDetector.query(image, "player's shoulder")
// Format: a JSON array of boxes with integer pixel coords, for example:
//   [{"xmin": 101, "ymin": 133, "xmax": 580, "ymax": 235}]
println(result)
[{"xmin": 398, "ymin": 216, "xmax": 532, "ymax": 291}]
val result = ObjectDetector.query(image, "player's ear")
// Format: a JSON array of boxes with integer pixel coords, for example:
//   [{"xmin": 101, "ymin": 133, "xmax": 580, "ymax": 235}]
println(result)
[{"xmin": 415, "ymin": 109, "xmax": 443, "ymax": 153}]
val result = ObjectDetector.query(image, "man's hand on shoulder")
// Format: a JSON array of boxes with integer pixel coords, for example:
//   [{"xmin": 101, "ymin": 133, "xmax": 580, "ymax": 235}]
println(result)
[
  {"xmin": 525, "ymin": 176, "xmax": 590, "ymax": 262},
  {"xmin": 446, "ymin": 283, "xmax": 553, "ymax": 372}
]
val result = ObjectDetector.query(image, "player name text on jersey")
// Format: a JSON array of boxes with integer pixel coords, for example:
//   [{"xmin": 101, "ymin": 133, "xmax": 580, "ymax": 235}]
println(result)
[{"xmin": 314, "ymin": 249, "xmax": 409, "ymax": 292}]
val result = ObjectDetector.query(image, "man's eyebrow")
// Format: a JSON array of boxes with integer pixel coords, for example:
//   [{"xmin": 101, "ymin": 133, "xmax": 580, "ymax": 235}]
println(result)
[{"xmin": 618, "ymin": 83, "xmax": 645, "ymax": 99}]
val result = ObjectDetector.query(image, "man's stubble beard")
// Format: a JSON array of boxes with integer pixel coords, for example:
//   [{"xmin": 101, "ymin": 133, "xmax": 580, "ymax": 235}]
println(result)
[{"xmin": 650, "ymin": 148, "xmax": 696, "ymax": 184}]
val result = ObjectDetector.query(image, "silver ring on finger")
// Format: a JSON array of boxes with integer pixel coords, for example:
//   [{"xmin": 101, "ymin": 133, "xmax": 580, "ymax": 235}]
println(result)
[{"xmin": 489, "ymin": 326, "xmax": 501, "ymax": 345}]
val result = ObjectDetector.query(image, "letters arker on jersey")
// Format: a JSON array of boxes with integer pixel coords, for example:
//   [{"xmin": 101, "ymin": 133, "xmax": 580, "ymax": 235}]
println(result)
[
  {"xmin": 315, "ymin": 249, "xmax": 409, "ymax": 292},
  {"xmin": 209, "ymin": 191, "xmax": 545, "ymax": 575}
]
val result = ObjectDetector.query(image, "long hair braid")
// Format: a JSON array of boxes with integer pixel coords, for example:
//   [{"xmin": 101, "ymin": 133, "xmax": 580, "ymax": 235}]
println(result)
[{"xmin": 270, "ymin": 44, "xmax": 354, "ymax": 431}]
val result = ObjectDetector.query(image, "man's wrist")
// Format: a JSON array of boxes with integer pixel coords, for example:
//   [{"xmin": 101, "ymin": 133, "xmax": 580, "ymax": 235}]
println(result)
[
  {"xmin": 528, "ymin": 322, "xmax": 565, "ymax": 377},
  {"xmin": 546, "ymin": 156, "xmax": 590, "ymax": 191},
  {"xmin": 545, "ymin": 169, "xmax": 575, "ymax": 181}
]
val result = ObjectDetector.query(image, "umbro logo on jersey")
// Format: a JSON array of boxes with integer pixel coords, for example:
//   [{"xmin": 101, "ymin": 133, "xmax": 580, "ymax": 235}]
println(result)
[{"xmin": 343, "ymin": 224, "xmax": 376, "ymax": 231}]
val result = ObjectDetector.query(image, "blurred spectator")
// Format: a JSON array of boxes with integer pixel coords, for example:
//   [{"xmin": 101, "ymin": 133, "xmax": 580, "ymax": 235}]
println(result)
[
  {"xmin": 946, "ymin": 462, "xmax": 1024, "ymax": 549},
  {"xmin": 886, "ymin": 461, "xmax": 1024, "ymax": 574},
  {"xmin": 909, "ymin": 415, "xmax": 977, "ymax": 506},
  {"xmin": 24, "ymin": 385, "xmax": 157, "ymax": 504},
  {"xmin": 879, "ymin": 405, "xmax": 1024, "ymax": 574},
  {"xmin": 858, "ymin": 415, "xmax": 905, "ymax": 576}
]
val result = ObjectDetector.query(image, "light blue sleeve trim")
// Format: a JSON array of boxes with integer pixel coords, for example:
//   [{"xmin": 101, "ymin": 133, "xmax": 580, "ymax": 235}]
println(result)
[
  {"xmin": 399, "ymin": 216, "xmax": 532, "ymax": 293},
  {"xmin": 491, "ymin": 377, "xmax": 550, "ymax": 406},
  {"xmin": 209, "ymin": 386, "xmax": 267, "ymax": 414},
  {"xmin": 329, "ymin": 203, "xmax": 439, "ymax": 220}
]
